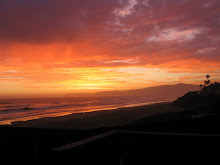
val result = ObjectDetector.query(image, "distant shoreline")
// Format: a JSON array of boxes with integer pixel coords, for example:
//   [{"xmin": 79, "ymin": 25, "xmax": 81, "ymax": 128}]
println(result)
[
  {"xmin": 11, "ymin": 101, "xmax": 183, "ymax": 130},
  {"xmin": 0, "ymin": 100, "xmax": 172, "ymax": 126}
]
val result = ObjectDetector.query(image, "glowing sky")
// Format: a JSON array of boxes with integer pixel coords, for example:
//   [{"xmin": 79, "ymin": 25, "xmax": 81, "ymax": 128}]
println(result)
[{"xmin": 0, "ymin": 0, "xmax": 220, "ymax": 98}]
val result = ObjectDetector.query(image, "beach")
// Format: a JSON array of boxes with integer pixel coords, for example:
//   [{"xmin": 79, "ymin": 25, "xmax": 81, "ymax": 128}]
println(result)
[{"xmin": 12, "ymin": 101, "xmax": 183, "ymax": 130}]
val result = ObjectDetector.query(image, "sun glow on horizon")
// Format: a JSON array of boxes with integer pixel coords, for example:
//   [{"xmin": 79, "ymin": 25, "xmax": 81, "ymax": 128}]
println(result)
[{"xmin": 0, "ymin": 0, "xmax": 220, "ymax": 98}]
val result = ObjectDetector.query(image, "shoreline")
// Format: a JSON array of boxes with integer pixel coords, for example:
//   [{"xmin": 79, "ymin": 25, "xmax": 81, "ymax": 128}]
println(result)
[
  {"xmin": 11, "ymin": 101, "xmax": 183, "ymax": 130},
  {"xmin": 0, "ymin": 100, "xmax": 172, "ymax": 126}
]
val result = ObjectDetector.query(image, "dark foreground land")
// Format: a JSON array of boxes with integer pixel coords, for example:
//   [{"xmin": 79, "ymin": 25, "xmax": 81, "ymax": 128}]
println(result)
[
  {"xmin": 1, "ymin": 100, "xmax": 220, "ymax": 165},
  {"xmin": 2, "ymin": 81, "xmax": 220, "ymax": 165}
]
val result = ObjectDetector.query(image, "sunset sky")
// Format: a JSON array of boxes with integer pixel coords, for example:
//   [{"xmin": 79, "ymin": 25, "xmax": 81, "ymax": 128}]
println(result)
[{"xmin": 0, "ymin": 0, "xmax": 220, "ymax": 98}]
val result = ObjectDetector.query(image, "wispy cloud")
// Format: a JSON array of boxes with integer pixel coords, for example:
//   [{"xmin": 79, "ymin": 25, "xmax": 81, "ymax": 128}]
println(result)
[
  {"xmin": 3, "ymin": 70, "xmax": 19, "ymax": 73},
  {"xmin": 147, "ymin": 28, "xmax": 203, "ymax": 42}
]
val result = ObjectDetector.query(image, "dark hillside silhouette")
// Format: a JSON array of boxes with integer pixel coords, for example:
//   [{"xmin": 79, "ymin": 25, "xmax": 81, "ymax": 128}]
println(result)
[
  {"xmin": 173, "ymin": 75, "xmax": 220, "ymax": 115},
  {"xmin": 66, "ymin": 83, "xmax": 199, "ymax": 98}
]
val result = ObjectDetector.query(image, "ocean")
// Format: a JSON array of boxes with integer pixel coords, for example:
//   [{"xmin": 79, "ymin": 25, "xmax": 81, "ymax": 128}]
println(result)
[{"xmin": 0, "ymin": 96, "xmax": 173, "ymax": 125}]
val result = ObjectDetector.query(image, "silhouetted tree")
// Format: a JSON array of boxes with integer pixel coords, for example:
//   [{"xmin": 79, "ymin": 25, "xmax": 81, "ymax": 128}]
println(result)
[
  {"xmin": 205, "ymin": 75, "xmax": 211, "ymax": 86},
  {"xmin": 200, "ymin": 75, "xmax": 211, "ymax": 90},
  {"xmin": 204, "ymin": 80, "xmax": 210, "ymax": 86}
]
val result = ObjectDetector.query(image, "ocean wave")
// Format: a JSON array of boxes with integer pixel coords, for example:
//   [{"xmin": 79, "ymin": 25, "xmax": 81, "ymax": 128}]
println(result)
[{"xmin": 0, "ymin": 96, "xmax": 174, "ymax": 125}]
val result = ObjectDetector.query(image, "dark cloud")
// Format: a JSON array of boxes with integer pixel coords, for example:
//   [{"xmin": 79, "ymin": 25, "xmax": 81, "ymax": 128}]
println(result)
[
  {"xmin": 103, "ymin": 0, "xmax": 220, "ymax": 63},
  {"xmin": 0, "ymin": 0, "xmax": 219, "ymax": 66},
  {"xmin": 0, "ymin": 0, "xmax": 128, "ymax": 43}
]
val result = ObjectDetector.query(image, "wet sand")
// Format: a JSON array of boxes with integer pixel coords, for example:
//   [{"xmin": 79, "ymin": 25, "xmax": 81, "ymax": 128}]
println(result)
[{"xmin": 12, "ymin": 101, "xmax": 183, "ymax": 130}]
